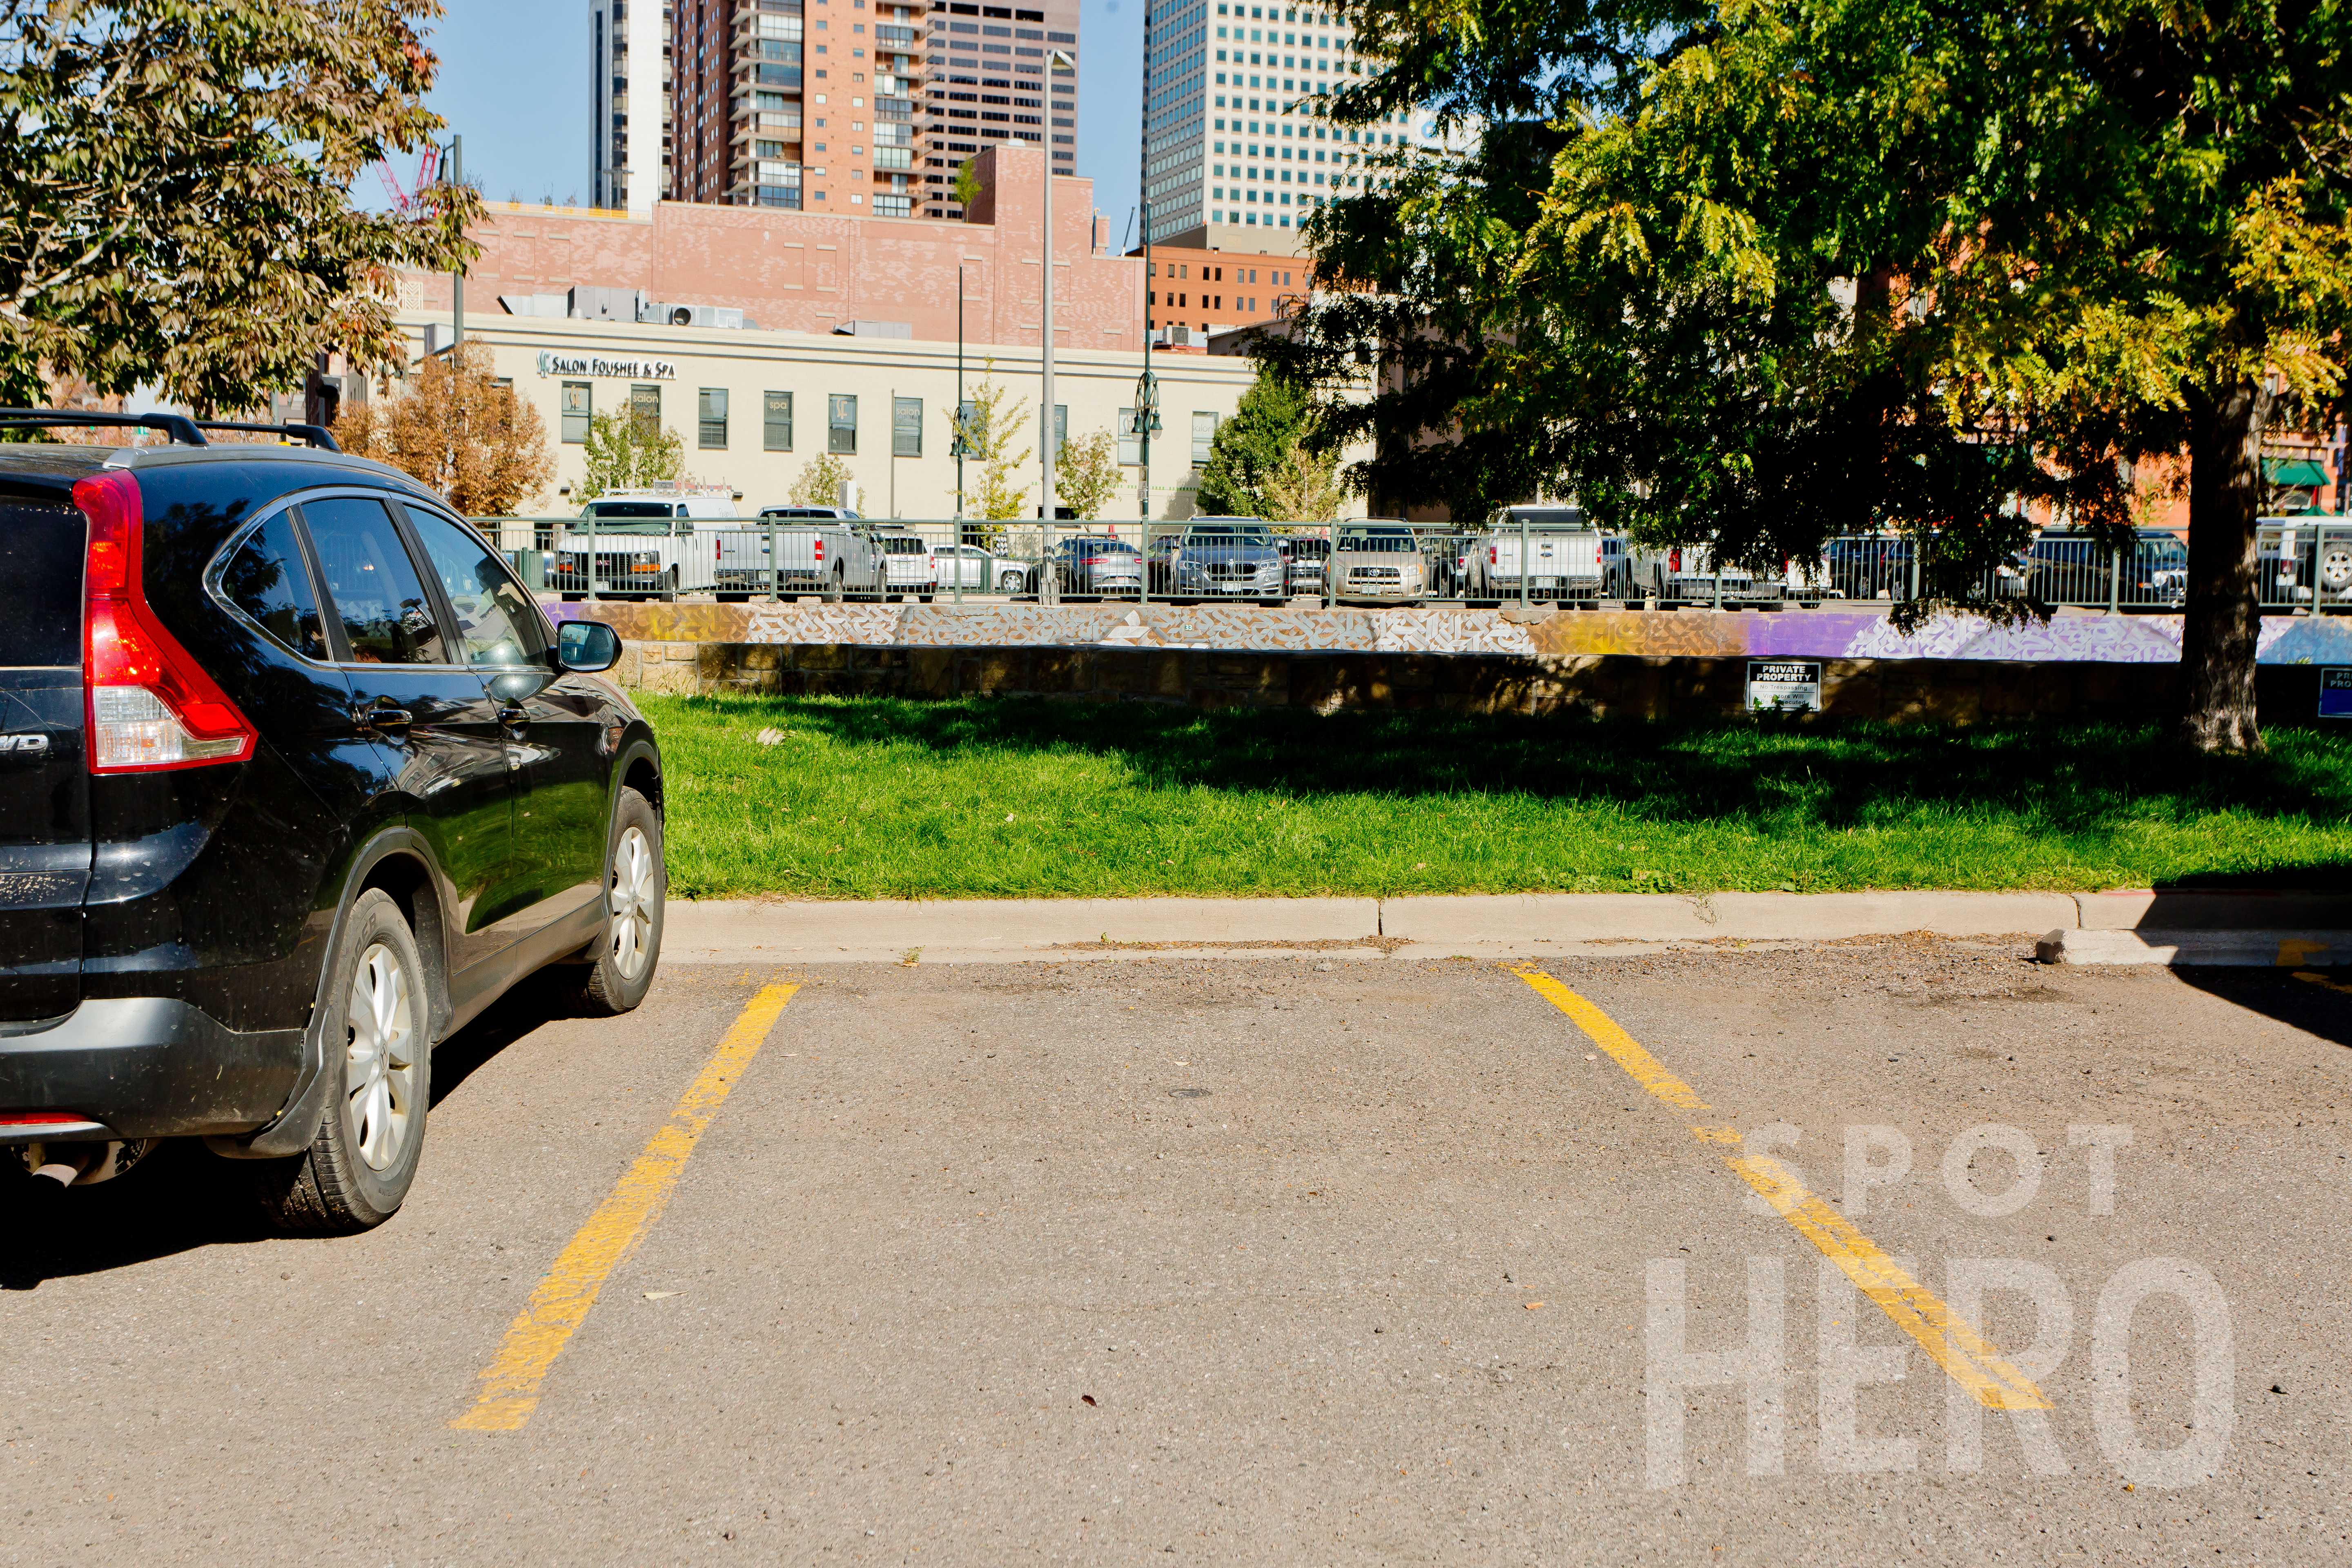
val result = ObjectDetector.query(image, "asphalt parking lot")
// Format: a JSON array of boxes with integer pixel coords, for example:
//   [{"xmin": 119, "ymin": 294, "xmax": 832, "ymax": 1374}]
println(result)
[{"xmin": 4, "ymin": 940, "xmax": 2347, "ymax": 1565}]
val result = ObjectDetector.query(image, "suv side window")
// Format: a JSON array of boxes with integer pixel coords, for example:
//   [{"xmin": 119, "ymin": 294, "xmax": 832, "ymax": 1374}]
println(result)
[
  {"xmin": 220, "ymin": 512, "xmax": 330, "ymax": 661},
  {"xmin": 301, "ymin": 496, "xmax": 452, "ymax": 665},
  {"xmin": 400, "ymin": 505, "xmax": 550, "ymax": 668}
]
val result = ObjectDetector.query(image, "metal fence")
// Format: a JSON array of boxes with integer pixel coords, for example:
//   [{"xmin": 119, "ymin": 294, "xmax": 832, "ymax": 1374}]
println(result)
[{"xmin": 467, "ymin": 515, "xmax": 2352, "ymax": 615}]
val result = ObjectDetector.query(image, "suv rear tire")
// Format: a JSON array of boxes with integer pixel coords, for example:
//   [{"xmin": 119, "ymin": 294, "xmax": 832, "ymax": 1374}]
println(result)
[
  {"xmin": 573, "ymin": 786, "xmax": 665, "ymax": 1015},
  {"xmin": 252, "ymin": 889, "xmax": 431, "ymax": 1235}
]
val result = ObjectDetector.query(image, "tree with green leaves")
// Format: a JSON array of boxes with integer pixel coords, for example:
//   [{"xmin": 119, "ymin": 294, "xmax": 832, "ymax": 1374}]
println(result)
[
  {"xmin": 0, "ymin": 0, "xmax": 479, "ymax": 414},
  {"xmin": 949, "ymin": 367, "xmax": 1033, "ymax": 521},
  {"xmin": 1262, "ymin": 445, "xmax": 1346, "ymax": 523},
  {"xmin": 786, "ymin": 451, "xmax": 856, "ymax": 508},
  {"xmin": 954, "ymin": 158, "xmax": 982, "ymax": 214},
  {"xmin": 1055, "ymin": 429, "xmax": 1122, "ymax": 520},
  {"xmin": 1270, "ymin": 0, "xmax": 2352, "ymax": 750},
  {"xmin": 1196, "ymin": 368, "xmax": 1314, "ymax": 517},
  {"xmin": 578, "ymin": 407, "xmax": 684, "ymax": 501}
]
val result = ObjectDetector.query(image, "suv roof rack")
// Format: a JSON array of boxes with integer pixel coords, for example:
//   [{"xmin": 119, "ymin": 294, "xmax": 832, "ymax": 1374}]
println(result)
[
  {"xmin": 194, "ymin": 419, "xmax": 341, "ymax": 452},
  {"xmin": 0, "ymin": 408, "xmax": 209, "ymax": 446},
  {"xmin": 0, "ymin": 409, "xmax": 342, "ymax": 453}
]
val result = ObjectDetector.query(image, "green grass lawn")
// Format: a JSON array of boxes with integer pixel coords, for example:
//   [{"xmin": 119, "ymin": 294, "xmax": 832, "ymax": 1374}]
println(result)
[{"xmin": 640, "ymin": 693, "xmax": 2352, "ymax": 899}]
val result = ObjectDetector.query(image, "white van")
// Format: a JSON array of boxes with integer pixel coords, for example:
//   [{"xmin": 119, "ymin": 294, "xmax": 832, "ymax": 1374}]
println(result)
[{"xmin": 552, "ymin": 486, "xmax": 739, "ymax": 600}]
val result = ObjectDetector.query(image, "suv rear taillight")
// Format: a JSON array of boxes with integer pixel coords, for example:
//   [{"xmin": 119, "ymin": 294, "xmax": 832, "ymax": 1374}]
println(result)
[
  {"xmin": 75, "ymin": 470, "xmax": 256, "ymax": 774},
  {"xmin": 814, "ymin": 537, "xmax": 826, "ymax": 561}
]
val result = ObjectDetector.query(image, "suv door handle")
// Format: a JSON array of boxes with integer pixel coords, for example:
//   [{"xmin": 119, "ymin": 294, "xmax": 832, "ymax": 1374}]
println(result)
[
  {"xmin": 352, "ymin": 704, "xmax": 413, "ymax": 731},
  {"xmin": 496, "ymin": 704, "xmax": 529, "ymax": 727}
]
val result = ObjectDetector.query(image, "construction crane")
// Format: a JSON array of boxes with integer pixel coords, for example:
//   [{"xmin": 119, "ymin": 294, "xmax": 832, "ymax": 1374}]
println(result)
[{"xmin": 374, "ymin": 144, "xmax": 442, "ymax": 217}]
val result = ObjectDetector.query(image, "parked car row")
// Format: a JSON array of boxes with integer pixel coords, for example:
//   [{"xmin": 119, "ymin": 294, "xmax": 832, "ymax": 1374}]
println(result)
[{"xmin": 541, "ymin": 491, "xmax": 2326, "ymax": 612}]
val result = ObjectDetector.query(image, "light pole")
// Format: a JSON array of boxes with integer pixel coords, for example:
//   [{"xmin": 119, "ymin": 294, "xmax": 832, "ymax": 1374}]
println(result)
[
  {"xmin": 1039, "ymin": 48, "xmax": 1076, "ymax": 605},
  {"xmin": 1130, "ymin": 20, "xmax": 1159, "ymax": 586},
  {"xmin": 449, "ymin": 134, "xmax": 464, "ymax": 350}
]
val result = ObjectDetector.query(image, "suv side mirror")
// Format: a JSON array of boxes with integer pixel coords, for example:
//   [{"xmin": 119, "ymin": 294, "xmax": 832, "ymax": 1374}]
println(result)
[{"xmin": 556, "ymin": 620, "xmax": 621, "ymax": 673}]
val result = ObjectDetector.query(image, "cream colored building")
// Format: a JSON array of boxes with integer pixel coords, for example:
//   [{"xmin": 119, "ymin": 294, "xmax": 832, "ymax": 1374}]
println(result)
[{"xmin": 397, "ymin": 310, "xmax": 1296, "ymax": 522}]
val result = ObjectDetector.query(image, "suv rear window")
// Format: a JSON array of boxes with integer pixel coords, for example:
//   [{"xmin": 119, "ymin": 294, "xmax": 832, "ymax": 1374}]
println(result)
[{"xmin": 0, "ymin": 500, "xmax": 85, "ymax": 667}]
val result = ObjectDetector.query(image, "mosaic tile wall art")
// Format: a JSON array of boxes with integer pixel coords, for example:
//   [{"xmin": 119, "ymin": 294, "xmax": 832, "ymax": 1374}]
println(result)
[{"xmin": 541, "ymin": 598, "xmax": 2352, "ymax": 664}]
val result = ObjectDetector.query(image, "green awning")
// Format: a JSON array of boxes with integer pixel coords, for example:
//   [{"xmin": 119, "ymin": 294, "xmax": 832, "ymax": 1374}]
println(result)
[{"xmin": 2265, "ymin": 457, "xmax": 2331, "ymax": 487}]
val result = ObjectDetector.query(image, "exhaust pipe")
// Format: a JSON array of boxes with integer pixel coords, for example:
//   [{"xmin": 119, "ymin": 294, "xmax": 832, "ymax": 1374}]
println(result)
[{"xmin": 12, "ymin": 1139, "xmax": 154, "ymax": 1188}]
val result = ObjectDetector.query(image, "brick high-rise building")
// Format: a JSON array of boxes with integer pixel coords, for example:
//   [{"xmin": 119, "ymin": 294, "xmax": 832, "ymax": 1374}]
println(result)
[
  {"xmin": 662, "ymin": 0, "xmax": 1072, "ymax": 222},
  {"xmin": 918, "ymin": 1, "xmax": 1081, "ymax": 220}
]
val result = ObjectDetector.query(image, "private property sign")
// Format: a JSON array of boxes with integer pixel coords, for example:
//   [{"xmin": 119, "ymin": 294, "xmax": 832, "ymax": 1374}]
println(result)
[
  {"xmin": 2321, "ymin": 668, "xmax": 2352, "ymax": 718},
  {"xmin": 1747, "ymin": 659, "xmax": 1823, "ymax": 713},
  {"xmin": 535, "ymin": 352, "xmax": 678, "ymax": 380}
]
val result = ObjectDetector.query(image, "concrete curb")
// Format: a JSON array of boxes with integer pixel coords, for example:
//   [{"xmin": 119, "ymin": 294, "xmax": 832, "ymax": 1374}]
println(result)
[
  {"xmin": 2035, "ymin": 929, "xmax": 2352, "ymax": 967},
  {"xmin": 660, "ymin": 890, "xmax": 2352, "ymax": 965}
]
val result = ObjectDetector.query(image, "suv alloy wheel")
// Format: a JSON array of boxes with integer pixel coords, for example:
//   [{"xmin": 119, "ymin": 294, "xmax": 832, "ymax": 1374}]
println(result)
[{"xmin": 252, "ymin": 889, "xmax": 431, "ymax": 1235}]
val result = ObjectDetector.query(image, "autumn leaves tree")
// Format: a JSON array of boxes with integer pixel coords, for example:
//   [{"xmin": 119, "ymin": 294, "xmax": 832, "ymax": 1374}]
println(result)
[{"xmin": 332, "ymin": 344, "xmax": 552, "ymax": 514}]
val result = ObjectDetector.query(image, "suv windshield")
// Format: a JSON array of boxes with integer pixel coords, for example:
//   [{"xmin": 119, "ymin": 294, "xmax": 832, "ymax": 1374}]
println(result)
[
  {"xmin": 1337, "ymin": 528, "xmax": 1417, "ymax": 554},
  {"xmin": 1185, "ymin": 524, "xmax": 1272, "ymax": 544}
]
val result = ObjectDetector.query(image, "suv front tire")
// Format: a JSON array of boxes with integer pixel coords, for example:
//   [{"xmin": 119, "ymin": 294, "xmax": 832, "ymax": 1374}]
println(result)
[{"xmin": 574, "ymin": 786, "xmax": 665, "ymax": 1015}]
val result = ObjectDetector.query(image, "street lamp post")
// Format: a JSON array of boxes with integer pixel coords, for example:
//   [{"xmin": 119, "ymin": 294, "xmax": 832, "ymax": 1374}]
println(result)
[
  {"xmin": 1137, "ymin": 0, "xmax": 1154, "ymax": 531},
  {"xmin": 1039, "ymin": 49, "xmax": 1076, "ymax": 606}
]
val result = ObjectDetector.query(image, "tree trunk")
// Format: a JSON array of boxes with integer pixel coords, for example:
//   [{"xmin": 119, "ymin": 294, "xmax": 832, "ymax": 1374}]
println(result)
[{"xmin": 2179, "ymin": 377, "xmax": 2274, "ymax": 752}]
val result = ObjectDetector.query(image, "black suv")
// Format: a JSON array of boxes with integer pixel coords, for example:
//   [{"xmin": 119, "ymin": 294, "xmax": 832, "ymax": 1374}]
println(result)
[{"xmin": 0, "ymin": 412, "xmax": 665, "ymax": 1233}]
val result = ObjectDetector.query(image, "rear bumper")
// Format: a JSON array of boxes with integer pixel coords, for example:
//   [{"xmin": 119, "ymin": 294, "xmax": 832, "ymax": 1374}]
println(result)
[{"xmin": 0, "ymin": 997, "xmax": 303, "ymax": 1142}]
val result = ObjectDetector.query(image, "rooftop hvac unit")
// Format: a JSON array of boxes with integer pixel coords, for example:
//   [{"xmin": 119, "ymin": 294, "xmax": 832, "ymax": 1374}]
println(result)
[
  {"xmin": 832, "ymin": 319, "xmax": 913, "ymax": 339},
  {"xmin": 499, "ymin": 292, "xmax": 570, "ymax": 318},
  {"xmin": 568, "ymin": 285, "xmax": 647, "ymax": 322},
  {"xmin": 641, "ymin": 301, "xmax": 747, "ymax": 330}
]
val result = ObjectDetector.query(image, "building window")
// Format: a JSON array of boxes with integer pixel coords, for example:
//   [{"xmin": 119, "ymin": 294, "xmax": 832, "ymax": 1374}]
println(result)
[
  {"xmin": 829, "ymin": 393, "xmax": 858, "ymax": 453},
  {"xmin": 893, "ymin": 396, "xmax": 923, "ymax": 457},
  {"xmin": 561, "ymin": 381, "xmax": 592, "ymax": 444},
  {"xmin": 628, "ymin": 383, "xmax": 662, "ymax": 429},
  {"xmin": 1192, "ymin": 410, "xmax": 1218, "ymax": 466},
  {"xmin": 698, "ymin": 387, "xmax": 730, "ymax": 449},
  {"xmin": 764, "ymin": 391, "xmax": 794, "ymax": 451}
]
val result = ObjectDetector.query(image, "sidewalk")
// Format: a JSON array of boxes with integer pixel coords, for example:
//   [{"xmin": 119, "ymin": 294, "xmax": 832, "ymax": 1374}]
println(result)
[{"xmin": 660, "ymin": 889, "xmax": 2352, "ymax": 966}]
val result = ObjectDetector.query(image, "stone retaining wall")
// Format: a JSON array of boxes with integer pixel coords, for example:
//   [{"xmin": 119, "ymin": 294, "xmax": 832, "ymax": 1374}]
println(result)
[{"xmin": 612, "ymin": 638, "xmax": 2332, "ymax": 724}]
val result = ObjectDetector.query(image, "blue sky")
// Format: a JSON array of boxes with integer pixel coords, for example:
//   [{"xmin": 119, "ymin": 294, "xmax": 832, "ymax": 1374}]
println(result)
[{"xmin": 419, "ymin": 0, "xmax": 1145, "ymax": 234}]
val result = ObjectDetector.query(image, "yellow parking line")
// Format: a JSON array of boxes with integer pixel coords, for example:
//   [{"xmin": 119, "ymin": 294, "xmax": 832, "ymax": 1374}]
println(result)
[
  {"xmin": 1510, "ymin": 967, "xmax": 2049, "ymax": 1413},
  {"xmin": 452, "ymin": 983, "xmax": 800, "ymax": 1432}
]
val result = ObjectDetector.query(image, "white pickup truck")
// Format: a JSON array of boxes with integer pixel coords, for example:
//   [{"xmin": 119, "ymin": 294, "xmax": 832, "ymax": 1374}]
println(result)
[
  {"xmin": 1470, "ymin": 506, "xmax": 1605, "ymax": 601},
  {"xmin": 1621, "ymin": 541, "xmax": 1780, "ymax": 606},
  {"xmin": 713, "ymin": 507, "xmax": 890, "ymax": 600},
  {"xmin": 552, "ymin": 489, "xmax": 739, "ymax": 601}
]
